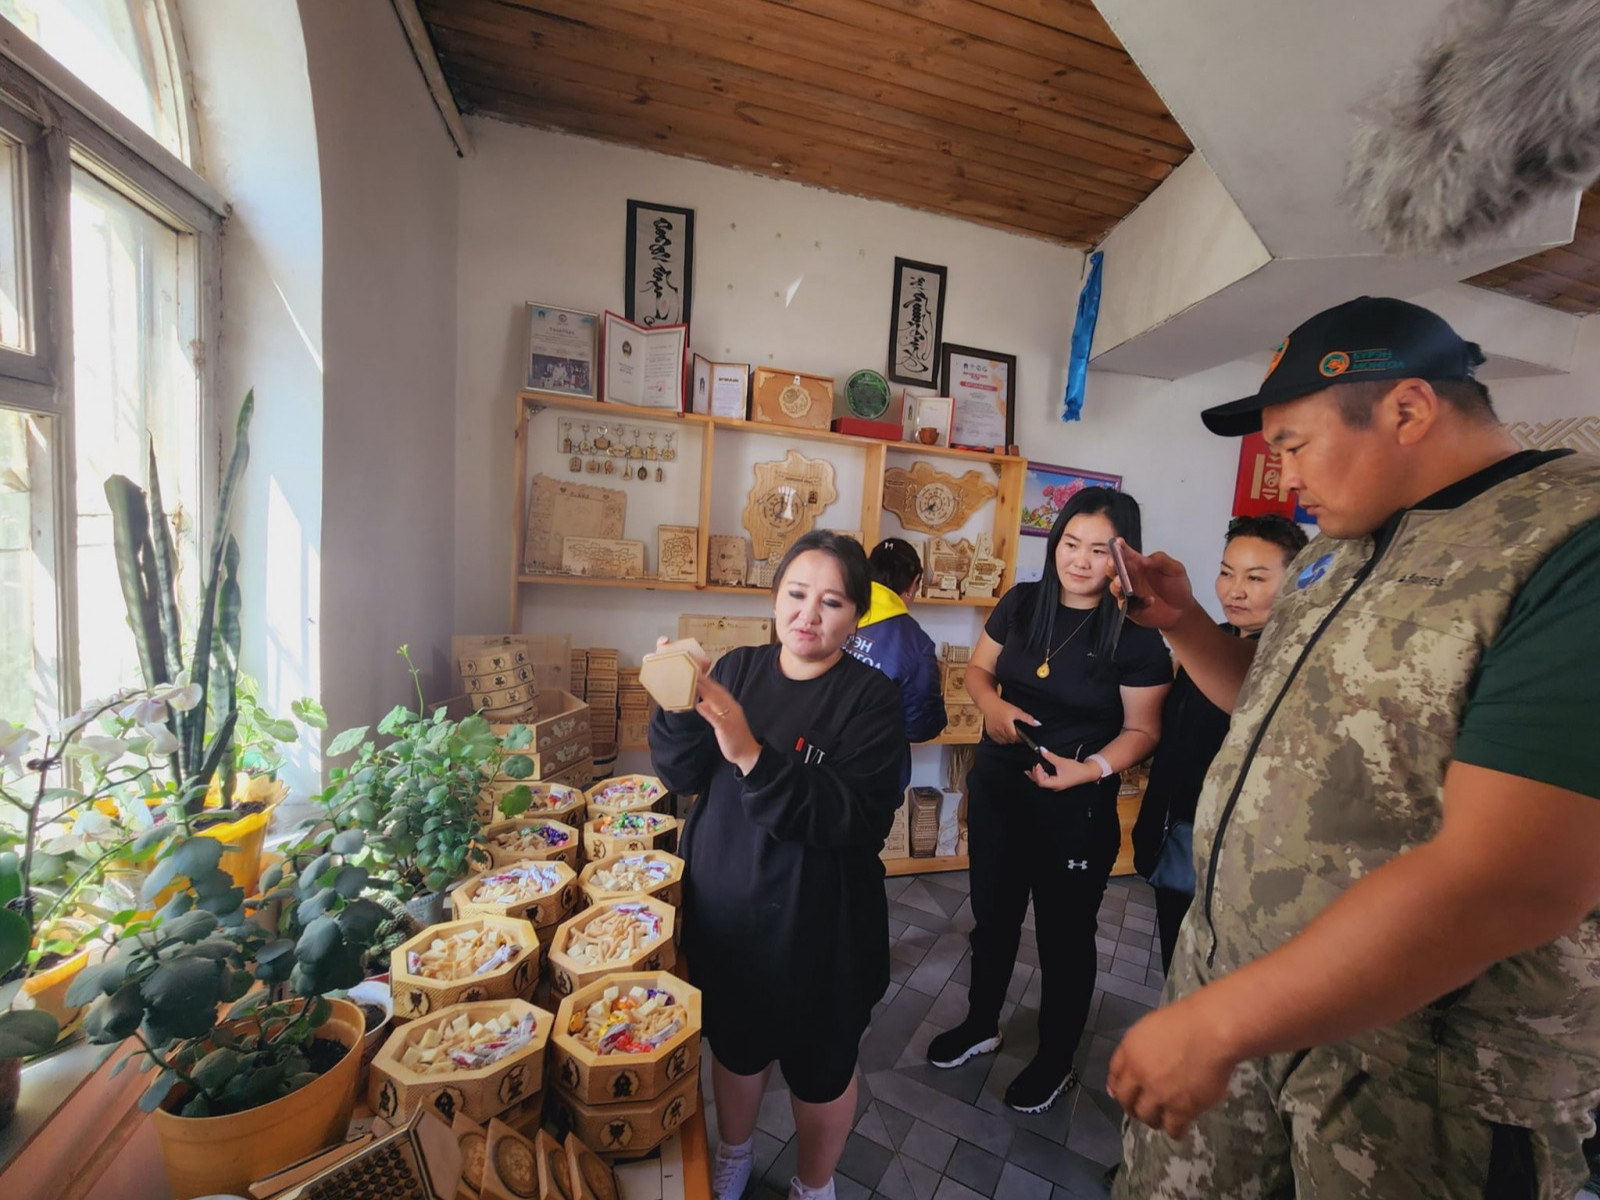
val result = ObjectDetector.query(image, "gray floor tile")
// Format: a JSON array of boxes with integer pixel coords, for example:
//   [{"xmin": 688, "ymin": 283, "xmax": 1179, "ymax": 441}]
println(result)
[
  {"xmin": 888, "ymin": 918, "xmax": 910, "ymax": 939},
  {"xmin": 1064, "ymin": 1088, "xmax": 1122, "ymax": 1168},
  {"xmin": 885, "ymin": 877, "xmax": 914, "ymax": 901},
  {"xmin": 1144, "ymin": 968, "xmax": 1164, "ymax": 990},
  {"xmin": 974, "ymin": 1063, "xmax": 1072, "ymax": 1145},
  {"xmin": 868, "ymin": 1071, "xmax": 1018, "ymax": 1157},
  {"xmin": 881, "ymin": 981, "xmax": 904, "ymax": 1007},
  {"xmin": 878, "ymin": 1102, "xmax": 915, "ymax": 1148},
  {"xmin": 946, "ymin": 1140, "xmax": 1004, "ymax": 1196},
  {"xmin": 893, "ymin": 1019, "xmax": 939, "ymax": 1071},
  {"xmin": 1115, "ymin": 931, "xmax": 1152, "ymax": 953},
  {"xmin": 901, "ymin": 1119, "xmax": 958, "ymax": 1172},
  {"xmin": 757, "ymin": 1088, "xmax": 798, "ymax": 1141},
  {"xmin": 875, "ymin": 1157, "xmax": 916, "ymax": 1200},
  {"xmin": 951, "ymin": 951, "xmax": 972, "ymax": 986},
  {"xmin": 934, "ymin": 1178, "xmax": 990, "ymax": 1200},
  {"xmin": 751, "ymin": 1129, "xmax": 787, "ymax": 1179},
  {"xmin": 899, "ymin": 880, "xmax": 950, "ymax": 918},
  {"xmin": 761, "ymin": 1136, "xmax": 799, "ymax": 1191},
  {"xmin": 1093, "ymin": 936, "xmax": 1115, "ymax": 956},
  {"xmin": 1110, "ymin": 944, "xmax": 1150, "ymax": 969},
  {"xmin": 857, "ymin": 1103, "xmax": 895, "ymax": 1151},
  {"xmin": 995, "ymin": 1164, "xmax": 1054, "ymax": 1200},
  {"xmin": 1124, "ymin": 902, "xmax": 1156, "ymax": 921},
  {"xmin": 921, "ymin": 878, "xmax": 970, "ymax": 918},
  {"xmin": 750, "ymin": 1185, "xmax": 788, "ymax": 1200},
  {"xmin": 1095, "ymin": 953, "xmax": 1112, "ymax": 972},
  {"xmin": 889, "ymin": 900, "xmax": 954, "ymax": 935},
  {"xmin": 888, "ymin": 1155, "xmax": 943, "ymax": 1200},
  {"xmin": 1107, "ymin": 958, "xmax": 1146, "ymax": 983},
  {"xmin": 907, "ymin": 932, "xmax": 971, "ymax": 996},
  {"xmin": 1094, "ymin": 972, "xmax": 1161, "ymax": 1008},
  {"xmin": 927, "ymin": 975, "xmax": 970, "ymax": 1029},
  {"xmin": 895, "ymin": 1054, "xmax": 994, "ymax": 1107},
  {"xmin": 1121, "ymin": 916, "xmax": 1155, "ymax": 936},
  {"xmin": 838, "ymin": 1132, "xmax": 896, "ymax": 1189},
  {"xmin": 1016, "ymin": 943, "xmax": 1040, "ymax": 968},
  {"xmin": 1006, "ymin": 1130, "xmax": 1111, "ymax": 1195},
  {"xmin": 1078, "ymin": 1035, "xmax": 1118, "ymax": 1092},
  {"xmin": 1005, "ymin": 962, "xmax": 1033, "ymax": 1005},
  {"xmin": 861, "ymin": 983, "xmax": 936, "ymax": 1073},
  {"xmin": 838, "ymin": 1176, "xmax": 873, "ymax": 1200},
  {"xmin": 891, "ymin": 957, "xmax": 918, "ymax": 985}
]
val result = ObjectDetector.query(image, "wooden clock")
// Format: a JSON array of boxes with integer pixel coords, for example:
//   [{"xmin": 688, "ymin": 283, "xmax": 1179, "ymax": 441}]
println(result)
[
  {"xmin": 882, "ymin": 462, "xmax": 997, "ymax": 535},
  {"xmin": 741, "ymin": 449, "xmax": 839, "ymax": 562}
]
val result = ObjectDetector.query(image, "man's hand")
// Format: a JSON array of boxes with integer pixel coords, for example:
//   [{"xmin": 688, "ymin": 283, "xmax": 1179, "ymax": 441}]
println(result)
[
  {"xmin": 1107, "ymin": 994, "xmax": 1240, "ymax": 1139},
  {"xmin": 1110, "ymin": 541, "xmax": 1199, "ymax": 632}
]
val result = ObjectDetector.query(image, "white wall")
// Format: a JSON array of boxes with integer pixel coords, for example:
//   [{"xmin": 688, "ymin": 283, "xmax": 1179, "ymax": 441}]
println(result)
[
  {"xmin": 178, "ymin": 0, "xmax": 323, "ymax": 796},
  {"xmin": 298, "ymin": 0, "xmax": 462, "ymax": 741}
]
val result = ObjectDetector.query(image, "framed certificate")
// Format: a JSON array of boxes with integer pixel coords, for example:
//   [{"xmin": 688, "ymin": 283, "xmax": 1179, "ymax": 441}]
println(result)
[
  {"xmin": 691, "ymin": 354, "xmax": 751, "ymax": 418},
  {"xmin": 602, "ymin": 311, "xmax": 687, "ymax": 410},
  {"xmin": 941, "ymin": 344, "xmax": 1016, "ymax": 453},
  {"xmin": 524, "ymin": 303, "xmax": 598, "ymax": 398}
]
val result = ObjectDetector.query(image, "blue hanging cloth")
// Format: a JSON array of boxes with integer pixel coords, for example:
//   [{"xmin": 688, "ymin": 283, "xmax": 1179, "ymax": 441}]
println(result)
[{"xmin": 1062, "ymin": 250, "xmax": 1104, "ymax": 423}]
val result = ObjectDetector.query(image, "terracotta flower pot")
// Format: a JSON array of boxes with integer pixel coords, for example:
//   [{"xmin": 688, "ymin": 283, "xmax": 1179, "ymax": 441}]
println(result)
[
  {"xmin": 18, "ymin": 946, "xmax": 97, "ymax": 1042},
  {"xmin": 149, "ymin": 997, "xmax": 364, "ymax": 1200}
]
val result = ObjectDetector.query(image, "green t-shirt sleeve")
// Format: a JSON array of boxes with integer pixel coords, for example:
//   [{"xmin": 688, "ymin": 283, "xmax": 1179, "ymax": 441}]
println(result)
[{"xmin": 1454, "ymin": 517, "xmax": 1600, "ymax": 799}]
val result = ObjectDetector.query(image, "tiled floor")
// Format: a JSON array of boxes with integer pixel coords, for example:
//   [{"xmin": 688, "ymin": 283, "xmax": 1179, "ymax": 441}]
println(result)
[{"xmin": 704, "ymin": 871, "xmax": 1164, "ymax": 1200}]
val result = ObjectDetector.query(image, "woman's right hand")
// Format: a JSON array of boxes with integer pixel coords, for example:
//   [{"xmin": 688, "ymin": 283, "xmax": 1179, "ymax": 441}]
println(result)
[{"xmin": 983, "ymin": 700, "xmax": 1038, "ymax": 744}]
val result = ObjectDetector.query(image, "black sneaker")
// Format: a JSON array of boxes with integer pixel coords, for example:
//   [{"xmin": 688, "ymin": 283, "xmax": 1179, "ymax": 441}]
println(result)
[
  {"xmin": 927, "ymin": 1019, "xmax": 1002, "ymax": 1068},
  {"xmin": 1003, "ymin": 1059, "xmax": 1078, "ymax": 1113}
]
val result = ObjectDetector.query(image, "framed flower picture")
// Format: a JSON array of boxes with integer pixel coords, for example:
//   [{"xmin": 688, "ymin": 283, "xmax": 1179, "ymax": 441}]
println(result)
[{"xmin": 1019, "ymin": 462, "xmax": 1122, "ymax": 537}]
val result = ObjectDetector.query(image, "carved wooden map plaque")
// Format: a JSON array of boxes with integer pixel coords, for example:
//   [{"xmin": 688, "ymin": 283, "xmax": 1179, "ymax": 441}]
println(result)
[
  {"xmin": 656, "ymin": 525, "xmax": 698, "ymax": 582},
  {"xmin": 882, "ymin": 462, "xmax": 996, "ymax": 536},
  {"xmin": 561, "ymin": 537, "xmax": 646, "ymax": 579},
  {"xmin": 741, "ymin": 449, "xmax": 839, "ymax": 562},
  {"xmin": 524, "ymin": 474, "xmax": 627, "ymax": 573}
]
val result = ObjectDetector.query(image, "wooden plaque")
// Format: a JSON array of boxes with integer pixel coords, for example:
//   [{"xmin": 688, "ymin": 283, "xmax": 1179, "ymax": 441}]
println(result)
[
  {"xmin": 751, "ymin": 366, "xmax": 835, "ymax": 431},
  {"xmin": 741, "ymin": 449, "xmax": 839, "ymax": 563},
  {"xmin": 882, "ymin": 462, "xmax": 996, "ymax": 536},
  {"xmin": 707, "ymin": 534, "xmax": 749, "ymax": 586},
  {"xmin": 524, "ymin": 475, "xmax": 627, "ymax": 573},
  {"xmin": 562, "ymin": 537, "xmax": 646, "ymax": 579},
  {"xmin": 926, "ymin": 536, "xmax": 975, "ymax": 599},
  {"xmin": 677, "ymin": 615, "xmax": 772, "ymax": 665},
  {"xmin": 656, "ymin": 525, "xmax": 698, "ymax": 582},
  {"xmin": 964, "ymin": 532, "xmax": 1005, "ymax": 599}
]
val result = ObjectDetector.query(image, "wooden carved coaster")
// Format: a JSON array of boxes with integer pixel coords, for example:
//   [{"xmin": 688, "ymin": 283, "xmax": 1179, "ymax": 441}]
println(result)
[
  {"xmin": 707, "ymin": 534, "xmax": 749, "ymax": 586},
  {"xmin": 882, "ymin": 462, "xmax": 996, "ymax": 535},
  {"xmin": 741, "ymin": 449, "xmax": 839, "ymax": 562}
]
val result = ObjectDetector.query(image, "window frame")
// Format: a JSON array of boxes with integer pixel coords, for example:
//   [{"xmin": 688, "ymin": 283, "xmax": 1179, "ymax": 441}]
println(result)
[{"xmin": 0, "ymin": 3, "xmax": 223, "ymax": 728}]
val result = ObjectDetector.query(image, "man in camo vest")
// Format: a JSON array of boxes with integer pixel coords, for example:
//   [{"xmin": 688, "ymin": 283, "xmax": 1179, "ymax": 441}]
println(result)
[{"xmin": 1108, "ymin": 297, "xmax": 1600, "ymax": 1198}]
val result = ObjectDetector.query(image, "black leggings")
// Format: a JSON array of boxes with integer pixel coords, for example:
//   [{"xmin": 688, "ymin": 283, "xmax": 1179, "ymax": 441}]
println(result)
[{"xmin": 964, "ymin": 753, "xmax": 1122, "ymax": 1064}]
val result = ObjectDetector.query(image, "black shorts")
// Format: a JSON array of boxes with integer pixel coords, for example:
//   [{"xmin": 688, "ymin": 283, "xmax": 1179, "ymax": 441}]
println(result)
[{"xmin": 703, "ymin": 991, "xmax": 865, "ymax": 1104}]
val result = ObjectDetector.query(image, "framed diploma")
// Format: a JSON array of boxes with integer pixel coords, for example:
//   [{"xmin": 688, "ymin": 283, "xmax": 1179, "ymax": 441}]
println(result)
[
  {"xmin": 906, "ymin": 394, "xmax": 953, "ymax": 448},
  {"xmin": 602, "ymin": 311, "xmax": 688, "ymax": 411},
  {"xmin": 524, "ymin": 303, "xmax": 598, "ymax": 399},
  {"xmin": 941, "ymin": 344, "xmax": 1016, "ymax": 453},
  {"xmin": 626, "ymin": 199, "xmax": 695, "ymax": 329},
  {"xmin": 691, "ymin": 354, "xmax": 751, "ymax": 419},
  {"xmin": 887, "ymin": 257, "xmax": 947, "ymax": 387}
]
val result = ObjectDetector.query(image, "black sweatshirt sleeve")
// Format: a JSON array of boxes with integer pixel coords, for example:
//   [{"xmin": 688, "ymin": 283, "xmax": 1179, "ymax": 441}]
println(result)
[{"xmin": 737, "ymin": 674, "xmax": 907, "ymax": 850}]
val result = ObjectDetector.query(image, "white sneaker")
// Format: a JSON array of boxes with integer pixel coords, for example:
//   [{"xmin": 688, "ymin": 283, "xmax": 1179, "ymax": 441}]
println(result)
[
  {"xmin": 789, "ymin": 1178, "xmax": 837, "ymax": 1200},
  {"xmin": 711, "ymin": 1142, "xmax": 754, "ymax": 1200}
]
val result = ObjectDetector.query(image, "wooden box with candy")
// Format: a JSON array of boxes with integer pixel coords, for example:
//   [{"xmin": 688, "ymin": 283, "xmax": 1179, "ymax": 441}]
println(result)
[
  {"xmin": 550, "ymin": 972, "xmax": 702, "ymax": 1105},
  {"xmin": 577, "ymin": 850, "xmax": 684, "ymax": 911},
  {"xmin": 451, "ymin": 859, "xmax": 581, "ymax": 927},
  {"xmin": 546, "ymin": 897, "xmax": 678, "ymax": 999},
  {"xmin": 583, "ymin": 773, "xmax": 671, "ymax": 820},
  {"xmin": 476, "ymin": 778, "xmax": 589, "ymax": 825},
  {"xmin": 390, "ymin": 917, "xmax": 541, "ymax": 1020},
  {"xmin": 547, "ymin": 1068, "xmax": 700, "ymax": 1161},
  {"xmin": 368, "ymin": 998, "xmax": 553, "ymax": 1127},
  {"xmin": 475, "ymin": 817, "xmax": 583, "ymax": 870},
  {"xmin": 581, "ymin": 811, "xmax": 679, "ymax": 861}
]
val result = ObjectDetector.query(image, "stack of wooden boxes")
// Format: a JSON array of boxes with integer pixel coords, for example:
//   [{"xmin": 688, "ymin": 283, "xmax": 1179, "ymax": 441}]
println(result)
[
  {"xmin": 909, "ymin": 786, "xmax": 941, "ymax": 858},
  {"xmin": 585, "ymin": 648, "xmax": 619, "ymax": 761},
  {"xmin": 618, "ymin": 668, "xmax": 651, "ymax": 749},
  {"xmin": 939, "ymin": 643, "xmax": 981, "ymax": 740},
  {"xmin": 880, "ymin": 792, "xmax": 911, "ymax": 862}
]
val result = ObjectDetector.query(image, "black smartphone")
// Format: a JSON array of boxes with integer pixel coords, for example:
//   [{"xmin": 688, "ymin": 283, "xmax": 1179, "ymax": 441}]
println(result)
[
  {"xmin": 1109, "ymin": 538, "xmax": 1139, "ymax": 608},
  {"xmin": 1012, "ymin": 719, "xmax": 1057, "ymax": 775}
]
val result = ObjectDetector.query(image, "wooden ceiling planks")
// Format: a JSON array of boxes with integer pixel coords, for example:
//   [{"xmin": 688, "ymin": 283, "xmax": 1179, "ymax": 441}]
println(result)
[
  {"xmin": 1468, "ymin": 189, "xmax": 1600, "ymax": 315},
  {"xmin": 417, "ymin": 0, "xmax": 1190, "ymax": 244}
]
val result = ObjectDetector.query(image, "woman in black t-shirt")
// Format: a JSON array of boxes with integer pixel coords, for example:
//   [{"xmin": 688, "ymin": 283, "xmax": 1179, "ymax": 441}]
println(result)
[{"xmin": 926, "ymin": 487, "xmax": 1170, "ymax": 1113}]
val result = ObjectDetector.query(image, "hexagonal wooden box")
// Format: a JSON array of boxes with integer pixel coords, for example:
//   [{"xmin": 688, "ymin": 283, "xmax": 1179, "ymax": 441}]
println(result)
[
  {"xmin": 389, "ymin": 916, "xmax": 540, "ymax": 1020},
  {"xmin": 638, "ymin": 642, "xmax": 703, "ymax": 713},
  {"xmin": 476, "ymin": 817, "xmax": 582, "ymax": 870},
  {"xmin": 547, "ymin": 1069, "xmax": 701, "ymax": 1161},
  {"xmin": 545, "ymin": 898, "xmax": 678, "ymax": 1000},
  {"xmin": 577, "ymin": 851, "xmax": 684, "ymax": 911},
  {"xmin": 581, "ymin": 812, "xmax": 679, "ymax": 862},
  {"xmin": 550, "ymin": 972, "xmax": 702, "ymax": 1105},
  {"xmin": 452, "ymin": 859, "xmax": 581, "ymax": 927},
  {"xmin": 584, "ymin": 774, "xmax": 671, "ymax": 821},
  {"xmin": 368, "ymin": 997, "xmax": 552, "ymax": 1126}
]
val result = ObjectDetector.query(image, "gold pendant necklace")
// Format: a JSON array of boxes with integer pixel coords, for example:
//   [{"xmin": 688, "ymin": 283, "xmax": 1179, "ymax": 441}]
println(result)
[{"xmin": 1036, "ymin": 609, "xmax": 1096, "ymax": 679}]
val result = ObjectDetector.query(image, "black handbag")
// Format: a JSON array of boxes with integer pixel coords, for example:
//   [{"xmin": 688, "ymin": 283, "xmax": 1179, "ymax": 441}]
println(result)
[{"xmin": 1147, "ymin": 819, "xmax": 1195, "ymax": 895}]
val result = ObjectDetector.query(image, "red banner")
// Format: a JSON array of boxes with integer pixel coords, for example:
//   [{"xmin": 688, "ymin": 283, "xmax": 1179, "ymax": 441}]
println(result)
[{"xmin": 1232, "ymin": 431, "xmax": 1298, "ymax": 518}]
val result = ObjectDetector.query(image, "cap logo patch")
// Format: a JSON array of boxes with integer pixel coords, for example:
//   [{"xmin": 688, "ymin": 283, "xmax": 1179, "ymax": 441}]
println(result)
[
  {"xmin": 1348, "ymin": 348, "xmax": 1404, "ymax": 373},
  {"xmin": 1265, "ymin": 337, "xmax": 1289, "ymax": 378},
  {"xmin": 1319, "ymin": 351, "xmax": 1350, "ymax": 377}
]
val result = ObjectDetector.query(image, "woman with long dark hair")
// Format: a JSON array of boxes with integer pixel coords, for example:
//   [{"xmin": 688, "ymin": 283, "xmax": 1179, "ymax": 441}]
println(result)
[
  {"xmin": 926, "ymin": 487, "xmax": 1171, "ymax": 1112},
  {"xmin": 649, "ymin": 531, "xmax": 907, "ymax": 1200}
]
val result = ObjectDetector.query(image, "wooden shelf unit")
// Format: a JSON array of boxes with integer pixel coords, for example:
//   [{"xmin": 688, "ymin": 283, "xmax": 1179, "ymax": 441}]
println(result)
[
  {"xmin": 509, "ymin": 389, "xmax": 1029, "ymax": 629},
  {"xmin": 882, "ymin": 854, "xmax": 970, "ymax": 877}
]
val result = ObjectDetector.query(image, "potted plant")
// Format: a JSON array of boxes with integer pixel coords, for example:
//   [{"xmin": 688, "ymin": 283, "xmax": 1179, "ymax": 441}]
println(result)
[
  {"xmin": 314, "ymin": 646, "xmax": 528, "ymax": 925},
  {"xmin": 67, "ymin": 824, "xmax": 388, "ymax": 1198}
]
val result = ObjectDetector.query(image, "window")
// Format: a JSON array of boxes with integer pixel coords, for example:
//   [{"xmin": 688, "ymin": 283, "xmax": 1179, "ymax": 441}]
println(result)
[{"xmin": 0, "ymin": 0, "xmax": 217, "ymax": 733}]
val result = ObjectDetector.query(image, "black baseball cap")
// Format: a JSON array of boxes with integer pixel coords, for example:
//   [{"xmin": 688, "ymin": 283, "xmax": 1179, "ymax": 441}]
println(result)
[{"xmin": 1200, "ymin": 296, "xmax": 1487, "ymax": 436}]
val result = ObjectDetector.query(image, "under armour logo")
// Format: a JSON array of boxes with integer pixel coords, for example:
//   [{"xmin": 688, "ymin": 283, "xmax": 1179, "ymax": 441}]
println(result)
[{"xmin": 1066, "ymin": 859, "xmax": 1089, "ymax": 869}]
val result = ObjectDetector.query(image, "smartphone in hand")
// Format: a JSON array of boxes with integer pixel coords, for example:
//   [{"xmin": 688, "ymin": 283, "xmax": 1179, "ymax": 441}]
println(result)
[
  {"xmin": 1012, "ymin": 719, "xmax": 1057, "ymax": 776},
  {"xmin": 1109, "ymin": 539, "xmax": 1141, "ymax": 610}
]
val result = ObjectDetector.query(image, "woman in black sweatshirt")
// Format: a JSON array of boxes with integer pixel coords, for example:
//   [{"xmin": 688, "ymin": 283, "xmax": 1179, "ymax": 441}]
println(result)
[{"xmin": 649, "ymin": 531, "xmax": 907, "ymax": 1200}]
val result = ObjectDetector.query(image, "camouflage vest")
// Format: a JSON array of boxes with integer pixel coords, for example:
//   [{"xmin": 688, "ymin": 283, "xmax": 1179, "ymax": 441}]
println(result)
[{"xmin": 1191, "ymin": 452, "xmax": 1600, "ymax": 1123}]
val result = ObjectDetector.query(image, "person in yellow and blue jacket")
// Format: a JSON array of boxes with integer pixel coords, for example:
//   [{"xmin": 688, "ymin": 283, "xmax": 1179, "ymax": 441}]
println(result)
[{"xmin": 844, "ymin": 539, "xmax": 947, "ymax": 753}]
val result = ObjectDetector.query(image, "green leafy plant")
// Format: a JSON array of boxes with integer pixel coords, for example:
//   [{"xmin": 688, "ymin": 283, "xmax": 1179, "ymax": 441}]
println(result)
[
  {"xmin": 66, "ymin": 827, "xmax": 385, "ymax": 1117},
  {"xmin": 314, "ymin": 647, "xmax": 523, "ymax": 899},
  {"xmin": 104, "ymin": 392, "xmax": 253, "ymax": 814},
  {"xmin": 232, "ymin": 674, "xmax": 326, "ymax": 778}
]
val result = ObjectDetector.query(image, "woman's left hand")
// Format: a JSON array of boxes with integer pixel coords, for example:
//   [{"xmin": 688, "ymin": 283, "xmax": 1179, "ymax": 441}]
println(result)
[
  {"xmin": 695, "ymin": 673, "xmax": 762, "ymax": 775},
  {"xmin": 1028, "ymin": 749, "xmax": 1103, "ymax": 791}
]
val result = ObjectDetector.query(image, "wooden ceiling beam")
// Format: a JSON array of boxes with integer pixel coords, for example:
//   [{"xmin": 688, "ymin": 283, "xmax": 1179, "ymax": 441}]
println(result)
[
  {"xmin": 423, "ymin": 0, "xmax": 1175, "ymax": 181},
  {"xmin": 1470, "ymin": 259, "xmax": 1600, "ymax": 310},
  {"xmin": 970, "ymin": 0, "xmax": 1126, "ymax": 48},
  {"xmin": 449, "ymin": 61, "xmax": 1108, "ymax": 237},
  {"xmin": 458, "ymin": 82, "xmax": 1101, "ymax": 242},
  {"xmin": 854, "ymin": 0, "xmax": 1125, "ymax": 58},
  {"xmin": 488, "ymin": 0, "xmax": 1186, "ymax": 168},
  {"xmin": 429, "ymin": 22, "xmax": 1150, "ymax": 210}
]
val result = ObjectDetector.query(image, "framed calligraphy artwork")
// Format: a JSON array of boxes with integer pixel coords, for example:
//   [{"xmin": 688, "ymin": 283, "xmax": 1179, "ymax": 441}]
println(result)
[
  {"xmin": 626, "ymin": 199, "xmax": 695, "ymax": 329},
  {"xmin": 887, "ymin": 256, "xmax": 947, "ymax": 387}
]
